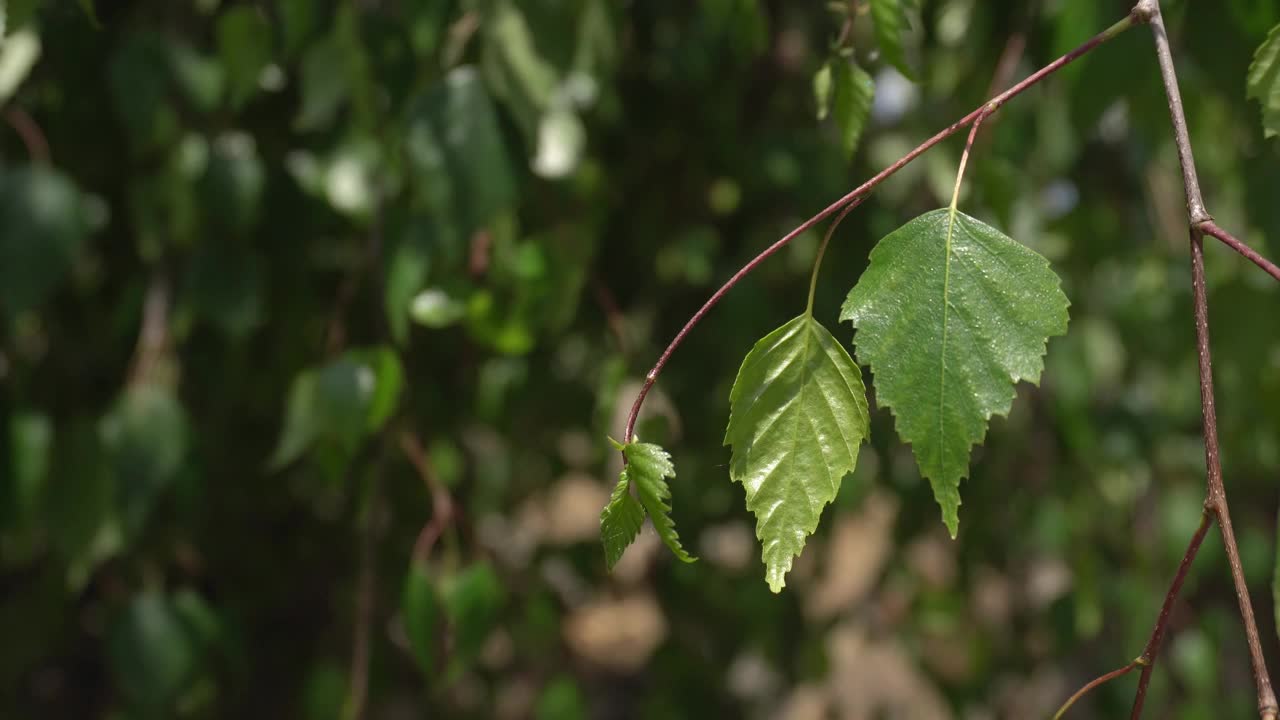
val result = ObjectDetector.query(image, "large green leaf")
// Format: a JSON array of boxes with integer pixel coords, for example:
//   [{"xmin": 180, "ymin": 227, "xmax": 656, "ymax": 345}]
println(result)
[
  {"xmin": 869, "ymin": 0, "xmax": 916, "ymax": 80},
  {"xmin": 1247, "ymin": 23, "xmax": 1280, "ymax": 138},
  {"xmin": 725, "ymin": 315, "xmax": 870, "ymax": 592},
  {"xmin": 602, "ymin": 441, "xmax": 696, "ymax": 568},
  {"xmin": 841, "ymin": 209, "xmax": 1068, "ymax": 536}
]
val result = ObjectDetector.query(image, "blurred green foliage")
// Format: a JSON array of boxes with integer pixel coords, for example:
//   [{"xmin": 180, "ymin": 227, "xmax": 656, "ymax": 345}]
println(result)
[{"xmin": 1, "ymin": 0, "xmax": 1279, "ymax": 718}]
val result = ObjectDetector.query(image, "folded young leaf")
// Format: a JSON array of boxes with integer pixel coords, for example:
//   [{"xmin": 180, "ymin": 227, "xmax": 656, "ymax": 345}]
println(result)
[
  {"xmin": 600, "ymin": 440, "xmax": 696, "ymax": 568},
  {"xmin": 600, "ymin": 474, "xmax": 644, "ymax": 571},
  {"xmin": 841, "ymin": 209, "xmax": 1068, "ymax": 537},
  {"xmin": 725, "ymin": 315, "xmax": 870, "ymax": 593}
]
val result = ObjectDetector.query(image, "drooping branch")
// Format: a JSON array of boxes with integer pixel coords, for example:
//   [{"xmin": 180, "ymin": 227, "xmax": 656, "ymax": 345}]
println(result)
[{"xmin": 622, "ymin": 7, "xmax": 1144, "ymax": 444}]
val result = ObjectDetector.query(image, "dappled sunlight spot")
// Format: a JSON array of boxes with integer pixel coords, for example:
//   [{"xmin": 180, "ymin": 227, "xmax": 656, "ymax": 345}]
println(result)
[
  {"xmin": 777, "ymin": 683, "xmax": 829, "ymax": 720},
  {"xmin": 1026, "ymin": 556, "xmax": 1073, "ymax": 610},
  {"xmin": 543, "ymin": 474, "xmax": 611, "ymax": 545},
  {"xmin": 564, "ymin": 594, "xmax": 667, "ymax": 673},
  {"xmin": 699, "ymin": 521, "xmax": 754, "ymax": 572},
  {"xmin": 905, "ymin": 529, "xmax": 958, "ymax": 589},
  {"xmin": 727, "ymin": 651, "xmax": 781, "ymax": 703},
  {"xmin": 804, "ymin": 491, "xmax": 898, "ymax": 621},
  {"xmin": 825, "ymin": 623, "xmax": 951, "ymax": 720}
]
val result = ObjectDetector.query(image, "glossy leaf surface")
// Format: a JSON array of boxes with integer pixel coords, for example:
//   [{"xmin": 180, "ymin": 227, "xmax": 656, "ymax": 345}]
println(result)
[{"xmin": 725, "ymin": 315, "xmax": 870, "ymax": 592}]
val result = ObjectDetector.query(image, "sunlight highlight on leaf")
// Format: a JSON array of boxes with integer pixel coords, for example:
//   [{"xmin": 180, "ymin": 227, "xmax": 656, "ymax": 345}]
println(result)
[{"xmin": 725, "ymin": 315, "xmax": 870, "ymax": 592}]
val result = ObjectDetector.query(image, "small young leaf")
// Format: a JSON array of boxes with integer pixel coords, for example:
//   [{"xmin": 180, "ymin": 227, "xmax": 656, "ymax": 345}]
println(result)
[
  {"xmin": 831, "ymin": 59, "xmax": 875, "ymax": 160},
  {"xmin": 600, "ymin": 474, "xmax": 644, "ymax": 570},
  {"xmin": 813, "ymin": 63, "xmax": 833, "ymax": 121},
  {"xmin": 725, "ymin": 315, "xmax": 870, "ymax": 592},
  {"xmin": 623, "ymin": 442, "xmax": 697, "ymax": 563},
  {"xmin": 869, "ymin": 0, "xmax": 916, "ymax": 80},
  {"xmin": 841, "ymin": 210, "xmax": 1068, "ymax": 537},
  {"xmin": 1247, "ymin": 23, "xmax": 1280, "ymax": 138}
]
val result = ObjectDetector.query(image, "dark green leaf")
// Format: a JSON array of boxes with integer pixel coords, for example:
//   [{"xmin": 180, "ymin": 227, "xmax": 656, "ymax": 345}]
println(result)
[
  {"xmin": 101, "ymin": 383, "xmax": 189, "ymax": 538},
  {"xmin": 442, "ymin": 562, "xmax": 504, "ymax": 673},
  {"xmin": 108, "ymin": 592, "xmax": 204, "ymax": 710},
  {"xmin": 402, "ymin": 561, "xmax": 440, "ymax": 675},
  {"xmin": 6, "ymin": 411, "xmax": 51, "ymax": 532},
  {"xmin": 0, "ymin": 165, "xmax": 89, "ymax": 317},
  {"xmin": 216, "ymin": 7, "xmax": 272, "ymax": 109},
  {"xmin": 406, "ymin": 67, "xmax": 517, "ymax": 234},
  {"xmin": 841, "ymin": 209, "xmax": 1069, "ymax": 536}
]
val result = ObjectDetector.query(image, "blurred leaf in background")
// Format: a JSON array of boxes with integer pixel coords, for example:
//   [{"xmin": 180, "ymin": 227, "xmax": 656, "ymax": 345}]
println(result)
[{"xmin": 1, "ymin": 1, "xmax": 1279, "ymax": 719}]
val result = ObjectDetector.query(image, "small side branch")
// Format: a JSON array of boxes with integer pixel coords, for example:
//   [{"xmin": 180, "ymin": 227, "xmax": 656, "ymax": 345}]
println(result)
[
  {"xmin": 1129, "ymin": 510, "xmax": 1213, "ymax": 717},
  {"xmin": 1197, "ymin": 220, "xmax": 1280, "ymax": 283},
  {"xmin": 1055, "ymin": 659, "xmax": 1142, "ymax": 720}
]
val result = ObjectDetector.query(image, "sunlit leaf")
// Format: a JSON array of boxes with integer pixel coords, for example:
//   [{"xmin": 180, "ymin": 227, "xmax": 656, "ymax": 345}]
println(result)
[
  {"xmin": 813, "ymin": 63, "xmax": 833, "ymax": 120},
  {"xmin": 725, "ymin": 315, "xmax": 870, "ymax": 592},
  {"xmin": 841, "ymin": 209, "xmax": 1068, "ymax": 536},
  {"xmin": 0, "ymin": 28, "xmax": 41, "ymax": 103},
  {"xmin": 1247, "ymin": 22, "xmax": 1280, "ymax": 138}
]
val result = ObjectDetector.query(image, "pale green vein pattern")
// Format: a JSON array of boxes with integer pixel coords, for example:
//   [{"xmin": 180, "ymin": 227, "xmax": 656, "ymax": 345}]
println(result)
[
  {"xmin": 869, "ymin": 0, "xmax": 915, "ymax": 80},
  {"xmin": 600, "ymin": 441, "xmax": 696, "ymax": 569},
  {"xmin": 725, "ymin": 315, "xmax": 870, "ymax": 592},
  {"xmin": 1247, "ymin": 23, "xmax": 1280, "ymax": 138},
  {"xmin": 840, "ymin": 209, "xmax": 1068, "ymax": 536}
]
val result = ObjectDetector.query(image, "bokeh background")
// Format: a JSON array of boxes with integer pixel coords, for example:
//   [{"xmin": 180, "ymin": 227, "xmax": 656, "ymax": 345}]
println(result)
[{"xmin": 3, "ymin": 0, "xmax": 1280, "ymax": 717}]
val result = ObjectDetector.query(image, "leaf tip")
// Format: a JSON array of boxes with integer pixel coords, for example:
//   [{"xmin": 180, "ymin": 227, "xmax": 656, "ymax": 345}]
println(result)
[{"xmin": 943, "ymin": 513, "xmax": 959, "ymax": 539}]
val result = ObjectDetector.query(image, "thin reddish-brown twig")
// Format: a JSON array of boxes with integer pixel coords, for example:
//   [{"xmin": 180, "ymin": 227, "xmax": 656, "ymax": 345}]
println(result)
[
  {"xmin": 1055, "ymin": 660, "xmax": 1142, "ymax": 719},
  {"xmin": 1197, "ymin": 220, "xmax": 1280, "ymax": 283},
  {"xmin": 622, "ymin": 7, "xmax": 1143, "ymax": 444}
]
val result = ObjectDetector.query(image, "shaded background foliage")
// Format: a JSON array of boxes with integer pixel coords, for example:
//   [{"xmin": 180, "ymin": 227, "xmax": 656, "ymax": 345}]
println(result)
[{"xmin": 2, "ymin": 0, "xmax": 1280, "ymax": 718}]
